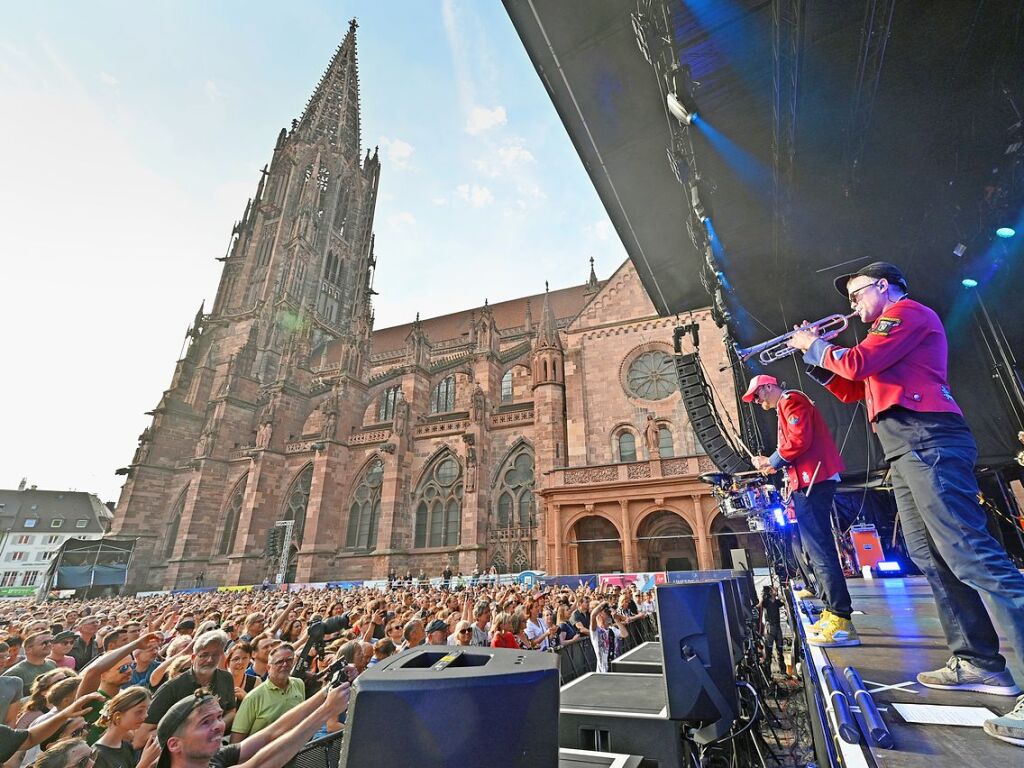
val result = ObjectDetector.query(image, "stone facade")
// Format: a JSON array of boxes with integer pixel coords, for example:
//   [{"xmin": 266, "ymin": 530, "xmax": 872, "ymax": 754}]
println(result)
[{"xmin": 110, "ymin": 25, "xmax": 760, "ymax": 592}]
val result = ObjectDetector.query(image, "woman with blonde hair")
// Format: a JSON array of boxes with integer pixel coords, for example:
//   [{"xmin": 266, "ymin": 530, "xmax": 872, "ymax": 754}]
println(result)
[
  {"xmin": 490, "ymin": 612, "xmax": 518, "ymax": 649},
  {"xmin": 92, "ymin": 686, "xmax": 151, "ymax": 768},
  {"xmin": 18, "ymin": 669, "xmax": 77, "ymax": 728},
  {"xmin": 31, "ymin": 738, "xmax": 92, "ymax": 768}
]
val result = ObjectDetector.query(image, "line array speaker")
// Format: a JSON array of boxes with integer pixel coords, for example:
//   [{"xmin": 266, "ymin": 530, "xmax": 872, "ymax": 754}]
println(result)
[{"xmin": 675, "ymin": 353, "xmax": 751, "ymax": 474}]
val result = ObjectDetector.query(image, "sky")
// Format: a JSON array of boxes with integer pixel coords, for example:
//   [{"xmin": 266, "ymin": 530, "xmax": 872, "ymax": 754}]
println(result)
[{"xmin": 0, "ymin": 1, "xmax": 629, "ymax": 503}]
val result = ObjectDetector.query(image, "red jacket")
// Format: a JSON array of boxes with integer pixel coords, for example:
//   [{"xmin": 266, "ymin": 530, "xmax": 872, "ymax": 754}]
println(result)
[
  {"xmin": 775, "ymin": 391, "xmax": 845, "ymax": 491},
  {"xmin": 813, "ymin": 299, "xmax": 962, "ymax": 422}
]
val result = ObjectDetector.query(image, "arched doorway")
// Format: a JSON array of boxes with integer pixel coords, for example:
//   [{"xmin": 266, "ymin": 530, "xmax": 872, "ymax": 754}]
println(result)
[
  {"xmin": 636, "ymin": 510, "xmax": 698, "ymax": 572},
  {"xmin": 571, "ymin": 516, "xmax": 623, "ymax": 574},
  {"xmin": 710, "ymin": 515, "xmax": 769, "ymax": 569}
]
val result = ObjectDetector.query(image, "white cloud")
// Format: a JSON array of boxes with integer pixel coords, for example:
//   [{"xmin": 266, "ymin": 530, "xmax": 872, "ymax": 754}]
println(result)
[
  {"xmin": 378, "ymin": 136, "xmax": 415, "ymax": 170},
  {"xmin": 432, "ymin": 197, "xmax": 448, "ymax": 206},
  {"xmin": 203, "ymin": 79, "xmax": 220, "ymax": 102},
  {"xmin": 455, "ymin": 183, "xmax": 493, "ymax": 207},
  {"xmin": 475, "ymin": 139, "xmax": 535, "ymax": 177},
  {"xmin": 387, "ymin": 211, "xmax": 417, "ymax": 227},
  {"xmin": 99, "ymin": 71, "xmax": 119, "ymax": 86},
  {"xmin": 465, "ymin": 105, "xmax": 506, "ymax": 135}
]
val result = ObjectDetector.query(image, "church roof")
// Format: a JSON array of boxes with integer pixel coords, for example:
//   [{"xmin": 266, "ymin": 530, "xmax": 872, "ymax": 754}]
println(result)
[{"xmin": 372, "ymin": 280, "xmax": 604, "ymax": 355}]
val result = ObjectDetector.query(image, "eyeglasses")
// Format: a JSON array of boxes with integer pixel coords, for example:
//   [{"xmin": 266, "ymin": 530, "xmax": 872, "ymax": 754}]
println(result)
[
  {"xmin": 458, "ymin": 629, "xmax": 473, "ymax": 635},
  {"xmin": 270, "ymin": 658, "xmax": 294, "ymax": 667},
  {"xmin": 847, "ymin": 281, "xmax": 882, "ymax": 307}
]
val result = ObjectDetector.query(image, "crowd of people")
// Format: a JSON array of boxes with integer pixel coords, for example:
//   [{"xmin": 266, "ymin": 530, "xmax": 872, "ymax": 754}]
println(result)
[{"xmin": 0, "ymin": 578, "xmax": 656, "ymax": 768}]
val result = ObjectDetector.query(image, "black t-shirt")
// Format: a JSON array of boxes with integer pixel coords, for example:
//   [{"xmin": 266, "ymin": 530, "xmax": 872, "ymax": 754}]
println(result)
[
  {"xmin": 0, "ymin": 726, "xmax": 28, "ymax": 763},
  {"xmin": 571, "ymin": 609, "xmax": 591, "ymax": 631},
  {"xmin": 760, "ymin": 597, "xmax": 782, "ymax": 628},
  {"xmin": 92, "ymin": 740, "xmax": 137, "ymax": 768},
  {"xmin": 209, "ymin": 744, "xmax": 242, "ymax": 768},
  {"xmin": 145, "ymin": 669, "xmax": 236, "ymax": 726}
]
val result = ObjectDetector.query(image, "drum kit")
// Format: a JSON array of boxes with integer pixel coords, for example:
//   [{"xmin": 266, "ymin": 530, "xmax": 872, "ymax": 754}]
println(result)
[{"xmin": 699, "ymin": 471, "xmax": 789, "ymax": 533}]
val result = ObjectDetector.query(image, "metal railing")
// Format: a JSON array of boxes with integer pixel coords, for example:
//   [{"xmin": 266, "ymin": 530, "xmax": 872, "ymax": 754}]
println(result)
[{"xmin": 554, "ymin": 613, "xmax": 658, "ymax": 685}]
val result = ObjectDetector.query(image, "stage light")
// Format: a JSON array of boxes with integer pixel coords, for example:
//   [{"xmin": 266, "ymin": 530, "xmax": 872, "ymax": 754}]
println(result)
[
  {"xmin": 667, "ymin": 92, "xmax": 696, "ymax": 126},
  {"xmin": 772, "ymin": 507, "xmax": 787, "ymax": 528},
  {"xmin": 952, "ymin": 243, "xmax": 967, "ymax": 258},
  {"xmin": 690, "ymin": 183, "xmax": 708, "ymax": 222},
  {"xmin": 961, "ymin": 278, "xmax": 979, "ymax": 288},
  {"xmin": 875, "ymin": 561, "xmax": 902, "ymax": 578},
  {"xmin": 996, "ymin": 226, "xmax": 1016, "ymax": 238}
]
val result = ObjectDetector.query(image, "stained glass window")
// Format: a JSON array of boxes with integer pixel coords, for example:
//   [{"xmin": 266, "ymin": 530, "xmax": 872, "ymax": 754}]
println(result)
[
  {"xmin": 430, "ymin": 376, "xmax": 456, "ymax": 414},
  {"xmin": 164, "ymin": 489, "xmax": 188, "ymax": 559},
  {"xmin": 493, "ymin": 447, "xmax": 535, "ymax": 529},
  {"xmin": 219, "ymin": 476, "xmax": 247, "ymax": 555},
  {"xmin": 618, "ymin": 432, "xmax": 637, "ymax": 463},
  {"xmin": 626, "ymin": 351, "xmax": 677, "ymax": 400},
  {"xmin": 346, "ymin": 459, "xmax": 383, "ymax": 550},
  {"xmin": 283, "ymin": 465, "xmax": 313, "ymax": 546},
  {"xmin": 413, "ymin": 453, "xmax": 463, "ymax": 548},
  {"xmin": 658, "ymin": 426, "xmax": 675, "ymax": 458},
  {"xmin": 378, "ymin": 386, "xmax": 399, "ymax": 422}
]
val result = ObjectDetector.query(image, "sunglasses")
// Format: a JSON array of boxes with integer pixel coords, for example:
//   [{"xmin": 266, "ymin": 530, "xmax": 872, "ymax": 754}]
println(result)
[{"xmin": 458, "ymin": 628, "xmax": 473, "ymax": 635}]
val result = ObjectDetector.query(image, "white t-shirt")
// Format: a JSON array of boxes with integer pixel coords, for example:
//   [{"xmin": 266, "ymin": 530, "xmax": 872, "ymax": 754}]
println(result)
[{"xmin": 525, "ymin": 618, "xmax": 550, "ymax": 651}]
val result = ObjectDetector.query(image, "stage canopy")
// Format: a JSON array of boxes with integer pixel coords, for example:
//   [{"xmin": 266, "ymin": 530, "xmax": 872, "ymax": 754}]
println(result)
[
  {"xmin": 504, "ymin": 0, "xmax": 1024, "ymax": 470},
  {"xmin": 43, "ymin": 537, "xmax": 136, "ymax": 591}
]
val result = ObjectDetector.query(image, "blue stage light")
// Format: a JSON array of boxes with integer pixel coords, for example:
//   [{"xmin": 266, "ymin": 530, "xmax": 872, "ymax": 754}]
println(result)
[
  {"xmin": 772, "ymin": 507, "xmax": 787, "ymax": 528},
  {"xmin": 961, "ymin": 278, "xmax": 978, "ymax": 288},
  {"xmin": 876, "ymin": 561, "xmax": 902, "ymax": 574},
  {"xmin": 996, "ymin": 227, "xmax": 1016, "ymax": 239}
]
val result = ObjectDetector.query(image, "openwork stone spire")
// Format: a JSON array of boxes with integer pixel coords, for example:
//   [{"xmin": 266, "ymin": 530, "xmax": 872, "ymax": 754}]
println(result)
[{"xmin": 296, "ymin": 18, "xmax": 362, "ymax": 154}]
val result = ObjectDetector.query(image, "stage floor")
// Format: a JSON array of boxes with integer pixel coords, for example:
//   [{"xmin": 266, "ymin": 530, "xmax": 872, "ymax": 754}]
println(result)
[{"xmin": 805, "ymin": 577, "xmax": 1022, "ymax": 767}]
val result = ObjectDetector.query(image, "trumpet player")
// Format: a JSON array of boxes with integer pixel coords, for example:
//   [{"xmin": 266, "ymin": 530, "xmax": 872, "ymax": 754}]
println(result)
[
  {"xmin": 788, "ymin": 261, "xmax": 1024, "ymax": 747},
  {"xmin": 745, "ymin": 375, "xmax": 858, "ymax": 647}
]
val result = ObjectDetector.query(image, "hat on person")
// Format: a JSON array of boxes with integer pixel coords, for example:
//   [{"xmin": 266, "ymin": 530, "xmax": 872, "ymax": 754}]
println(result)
[
  {"xmin": 156, "ymin": 691, "xmax": 218, "ymax": 768},
  {"xmin": 742, "ymin": 375, "xmax": 779, "ymax": 403},
  {"xmin": 425, "ymin": 619, "xmax": 448, "ymax": 636},
  {"xmin": 832, "ymin": 261, "xmax": 908, "ymax": 297},
  {"xmin": 174, "ymin": 619, "xmax": 196, "ymax": 632},
  {"xmin": 52, "ymin": 631, "xmax": 76, "ymax": 643}
]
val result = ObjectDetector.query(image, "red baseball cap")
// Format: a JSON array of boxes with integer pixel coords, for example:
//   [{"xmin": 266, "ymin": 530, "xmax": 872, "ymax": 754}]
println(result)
[{"xmin": 742, "ymin": 375, "xmax": 779, "ymax": 403}]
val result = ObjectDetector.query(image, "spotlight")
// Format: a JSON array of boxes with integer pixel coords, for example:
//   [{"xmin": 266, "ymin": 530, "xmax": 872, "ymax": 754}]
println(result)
[
  {"xmin": 961, "ymin": 278, "xmax": 979, "ymax": 288},
  {"xmin": 875, "ymin": 560, "xmax": 903, "ymax": 578},
  {"xmin": 996, "ymin": 227, "xmax": 1016, "ymax": 238},
  {"xmin": 952, "ymin": 243, "xmax": 967, "ymax": 258},
  {"xmin": 772, "ymin": 507, "xmax": 787, "ymax": 528},
  {"xmin": 690, "ymin": 183, "xmax": 708, "ymax": 222},
  {"xmin": 667, "ymin": 92, "xmax": 696, "ymax": 126}
]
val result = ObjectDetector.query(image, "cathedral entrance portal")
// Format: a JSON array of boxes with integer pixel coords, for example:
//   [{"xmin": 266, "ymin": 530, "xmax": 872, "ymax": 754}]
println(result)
[
  {"xmin": 571, "ymin": 516, "xmax": 622, "ymax": 574},
  {"xmin": 636, "ymin": 510, "xmax": 698, "ymax": 572},
  {"xmin": 710, "ymin": 515, "xmax": 769, "ymax": 569}
]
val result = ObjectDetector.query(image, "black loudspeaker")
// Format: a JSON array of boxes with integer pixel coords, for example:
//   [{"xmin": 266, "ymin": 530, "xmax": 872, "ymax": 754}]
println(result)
[
  {"xmin": 655, "ymin": 582, "xmax": 737, "ymax": 734},
  {"xmin": 339, "ymin": 646, "xmax": 559, "ymax": 768},
  {"xmin": 674, "ymin": 353, "xmax": 752, "ymax": 475}
]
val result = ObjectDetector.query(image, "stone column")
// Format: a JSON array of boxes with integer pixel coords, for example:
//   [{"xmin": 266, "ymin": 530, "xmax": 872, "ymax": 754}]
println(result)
[
  {"xmin": 619, "ymin": 499, "xmax": 636, "ymax": 572},
  {"xmin": 692, "ymin": 494, "xmax": 714, "ymax": 570}
]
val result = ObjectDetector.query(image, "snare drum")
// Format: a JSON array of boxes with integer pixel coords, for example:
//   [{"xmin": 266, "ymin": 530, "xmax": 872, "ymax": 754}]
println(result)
[{"xmin": 722, "ymin": 497, "xmax": 749, "ymax": 518}]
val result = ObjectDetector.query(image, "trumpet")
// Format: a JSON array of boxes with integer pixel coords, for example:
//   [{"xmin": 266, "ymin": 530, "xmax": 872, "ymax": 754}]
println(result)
[{"xmin": 734, "ymin": 312, "xmax": 857, "ymax": 365}]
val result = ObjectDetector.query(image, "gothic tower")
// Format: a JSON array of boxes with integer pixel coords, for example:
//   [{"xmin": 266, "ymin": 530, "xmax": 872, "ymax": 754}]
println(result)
[{"xmin": 110, "ymin": 20, "xmax": 380, "ymax": 591}]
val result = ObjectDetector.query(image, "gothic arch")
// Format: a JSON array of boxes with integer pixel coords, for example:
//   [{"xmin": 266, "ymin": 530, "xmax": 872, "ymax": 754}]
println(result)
[
  {"xmin": 217, "ymin": 473, "xmax": 248, "ymax": 556},
  {"xmin": 492, "ymin": 444, "xmax": 536, "ymax": 529},
  {"xmin": 163, "ymin": 485, "xmax": 190, "ymax": 560},
  {"xmin": 281, "ymin": 464, "xmax": 314, "ymax": 547},
  {"xmin": 490, "ymin": 437, "xmax": 534, "ymax": 488},
  {"xmin": 412, "ymin": 444, "xmax": 459, "ymax": 489},
  {"xmin": 345, "ymin": 456, "xmax": 384, "ymax": 550},
  {"xmin": 412, "ymin": 450, "xmax": 463, "ymax": 548}
]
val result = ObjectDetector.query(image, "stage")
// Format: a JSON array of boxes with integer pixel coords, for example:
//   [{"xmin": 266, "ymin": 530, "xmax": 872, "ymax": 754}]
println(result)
[{"xmin": 798, "ymin": 577, "xmax": 1022, "ymax": 767}]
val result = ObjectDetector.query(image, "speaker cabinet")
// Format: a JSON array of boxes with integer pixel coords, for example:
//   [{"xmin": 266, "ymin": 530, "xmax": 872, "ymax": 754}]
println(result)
[{"xmin": 674, "ymin": 354, "xmax": 751, "ymax": 474}]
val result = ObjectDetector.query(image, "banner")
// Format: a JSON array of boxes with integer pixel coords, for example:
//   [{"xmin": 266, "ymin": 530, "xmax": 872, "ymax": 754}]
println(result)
[
  {"xmin": 598, "ymin": 572, "xmax": 667, "ymax": 592},
  {"xmin": 0, "ymin": 587, "xmax": 36, "ymax": 598}
]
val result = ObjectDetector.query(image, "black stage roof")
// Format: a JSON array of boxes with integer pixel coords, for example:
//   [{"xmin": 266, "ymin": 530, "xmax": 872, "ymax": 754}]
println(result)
[{"xmin": 505, "ymin": 0, "xmax": 1024, "ymax": 468}]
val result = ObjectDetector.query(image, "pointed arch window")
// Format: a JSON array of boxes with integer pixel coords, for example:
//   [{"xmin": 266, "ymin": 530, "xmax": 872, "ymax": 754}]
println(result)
[
  {"xmin": 413, "ymin": 454, "xmax": 463, "ymax": 548},
  {"xmin": 501, "ymin": 370, "xmax": 513, "ymax": 402},
  {"xmin": 378, "ymin": 386, "xmax": 400, "ymax": 422},
  {"xmin": 618, "ymin": 432, "xmax": 637, "ymax": 463},
  {"xmin": 430, "ymin": 376, "xmax": 455, "ymax": 414},
  {"xmin": 346, "ymin": 459, "xmax": 384, "ymax": 550},
  {"xmin": 283, "ymin": 465, "xmax": 313, "ymax": 546},
  {"xmin": 218, "ymin": 476, "xmax": 247, "ymax": 555},
  {"xmin": 658, "ymin": 426, "xmax": 675, "ymax": 459},
  {"xmin": 164, "ymin": 488, "xmax": 188, "ymax": 560},
  {"xmin": 494, "ymin": 446, "xmax": 535, "ymax": 529}
]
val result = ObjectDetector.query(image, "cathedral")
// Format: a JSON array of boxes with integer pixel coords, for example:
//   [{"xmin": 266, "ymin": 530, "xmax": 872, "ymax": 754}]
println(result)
[{"xmin": 110, "ymin": 22, "xmax": 753, "ymax": 592}]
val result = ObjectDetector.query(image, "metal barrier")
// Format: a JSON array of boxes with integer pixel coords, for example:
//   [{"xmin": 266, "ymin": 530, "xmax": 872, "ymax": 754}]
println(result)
[
  {"xmin": 286, "ymin": 730, "xmax": 343, "ymax": 768},
  {"xmin": 555, "ymin": 613, "xmax": 658, "ymax": 685}
]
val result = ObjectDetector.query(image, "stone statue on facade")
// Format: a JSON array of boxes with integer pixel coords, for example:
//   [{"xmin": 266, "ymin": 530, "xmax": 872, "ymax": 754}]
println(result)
[
  {"xmin": 255, "ymin": 420, "xmax": 273, "ymax": 449},
  {"xmin": 470, "ymin": 384, "xmax": 487, "ymax": 423},
  {"xmin": 393, "ymin": 390, "xmax": 409, "ymax": 437},
  {"xmin": 644, "ymin": 414, "xmax": 661, "ymax": 459}
]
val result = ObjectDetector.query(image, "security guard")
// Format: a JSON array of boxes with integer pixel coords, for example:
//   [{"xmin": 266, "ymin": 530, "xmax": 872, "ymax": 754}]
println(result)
[
  {"xmin": 746, "ymin": 375, "xmax": 858, "ymax": 647},
  {"xmin": 788, "ymin": 261, "xmax": 1024, "ymax": 746}
]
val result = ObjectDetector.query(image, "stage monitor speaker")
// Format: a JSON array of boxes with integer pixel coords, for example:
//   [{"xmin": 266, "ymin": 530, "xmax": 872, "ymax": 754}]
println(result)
[
  {"xmin": 675, "ymin": 353, "xmax": 751, "ymax": 475},
  {"xmin": 730, "ymin": 548, "xmax": 750, "ymax": 571},
  {"xmin": 655, "ymin": 582, "xmax": 737, "ymax": 730},
  {"xmin": 339, "ymin": 646, "xmax": 559, "ymax": 768}
]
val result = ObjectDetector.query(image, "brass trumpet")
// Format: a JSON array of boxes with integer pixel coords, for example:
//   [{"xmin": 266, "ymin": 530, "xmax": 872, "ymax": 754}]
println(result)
[{"xmin": 734, "ymin": 312, "xmax": 857, "ymax": 365}]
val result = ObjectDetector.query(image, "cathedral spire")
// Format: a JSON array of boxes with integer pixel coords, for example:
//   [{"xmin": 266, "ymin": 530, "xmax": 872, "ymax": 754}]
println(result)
[
  {"xmin": 534, "ymin": 283, "xmax": 562, "ymax": 351},
  {"xmin": 295, "ymin": 18, "xmax": 361, "ymax": 153},
  {"xmin": 584, "ymin": 257, "xmax": 600, "ymax": 297}
]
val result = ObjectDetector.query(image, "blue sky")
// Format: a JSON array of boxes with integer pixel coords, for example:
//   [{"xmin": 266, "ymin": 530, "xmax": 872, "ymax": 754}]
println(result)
[{"xmin": 0, "ymin": 1, "xmax": 627, "ymax": 502}]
